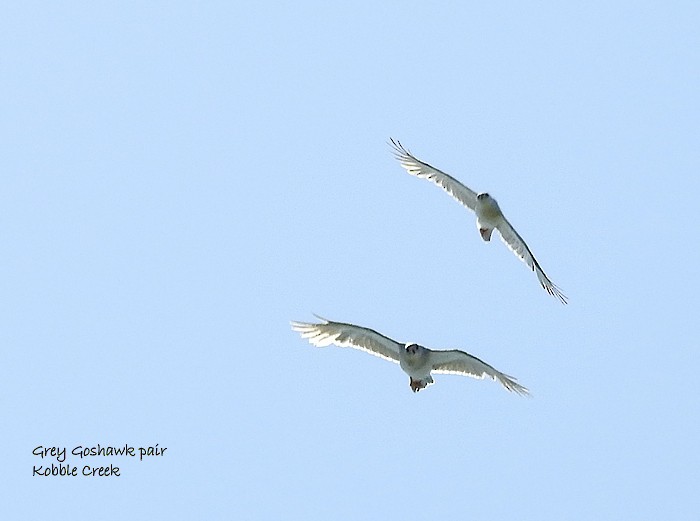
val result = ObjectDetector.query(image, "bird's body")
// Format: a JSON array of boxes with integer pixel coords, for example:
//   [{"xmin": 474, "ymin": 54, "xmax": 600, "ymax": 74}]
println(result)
[
  {"xmin": 390, "ymin": 138, "xmax": 567, "ymax": 304},
  {"xmin": 475, "ymin": 193, "xmax": 502, "ymax": 241},
  {"xmin": 291, "ymin": 316, "xmax": 529, "ymax": 395},
  {"xmin": 399, "ymin": 343, "xmax": 434, "ymax": 392}
]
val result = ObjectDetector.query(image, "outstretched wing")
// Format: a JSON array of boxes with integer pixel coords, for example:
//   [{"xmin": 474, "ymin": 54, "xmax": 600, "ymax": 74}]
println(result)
[
  {"xmin": 389, "ymin": 139, "xmax": 478, "ymax": 211},
  {"xmin": 290, "ymin": 316, "xmax": 401, "ymax": 364},
  {"xmin": 429, "ymin": 349, "xmax": 529, "ymax": 395},
  {"xmin": 496, "ymin": 217, "xmax": 568, "ymax": 305}
]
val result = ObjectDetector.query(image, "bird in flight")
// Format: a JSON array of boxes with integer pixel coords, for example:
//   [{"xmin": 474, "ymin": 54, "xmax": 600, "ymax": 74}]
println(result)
[
  {"xmin": 291, "ymin": 316, "xmax": 529, "ymax": 395},
  {"xmin": 390, "ymin": 138, "xmax": 567, "ymax": 304}
]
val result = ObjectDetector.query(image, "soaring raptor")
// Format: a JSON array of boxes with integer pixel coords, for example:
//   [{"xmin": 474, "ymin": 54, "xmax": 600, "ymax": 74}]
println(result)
[
  {"xmin": 291, "ymin": 316, "xmax": 529, "ymax": 394},
  {"xmin": 390, "ymin": 138, "xmax": 567, "ymax": 304}
]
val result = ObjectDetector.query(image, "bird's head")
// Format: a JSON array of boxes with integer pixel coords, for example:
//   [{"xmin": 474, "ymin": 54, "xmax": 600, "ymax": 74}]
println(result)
[
  {"xmin": 477, "ymin": 192, "xmax": 500, "ymax": 211},
  {"xmin": 404, "ymin": 343, "xmax": 421, "ymax": 355}
]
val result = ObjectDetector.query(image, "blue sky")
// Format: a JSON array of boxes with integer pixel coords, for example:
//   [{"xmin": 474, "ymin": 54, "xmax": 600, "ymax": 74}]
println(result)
[{"xmin": 3, "ymin": 1, "xmax": 699, "ymax": 519}]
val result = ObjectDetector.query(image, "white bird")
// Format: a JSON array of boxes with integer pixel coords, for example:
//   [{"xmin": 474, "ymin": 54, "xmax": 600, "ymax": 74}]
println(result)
[
  {"xmin": 291, "ymin": 316, "xmax": 529, "ymax": 395},
  {"xmin": 390, "ymin": 139, "xmax": 567, "ymax": 304}
]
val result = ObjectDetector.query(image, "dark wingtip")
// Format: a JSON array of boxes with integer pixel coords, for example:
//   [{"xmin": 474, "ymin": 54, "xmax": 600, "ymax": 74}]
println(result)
[{"xmin": 388, "ymin": 137, "xmax": 409, "ymax": 156}]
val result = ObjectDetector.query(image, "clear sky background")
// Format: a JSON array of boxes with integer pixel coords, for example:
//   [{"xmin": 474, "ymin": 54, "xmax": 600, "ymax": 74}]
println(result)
[{"xmin": 3, "ymin": 1, "xmax": 699, "ymax": 519}]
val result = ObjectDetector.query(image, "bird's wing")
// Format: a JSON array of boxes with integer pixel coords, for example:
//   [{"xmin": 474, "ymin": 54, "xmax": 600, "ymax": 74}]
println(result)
[
  {"xmin": 389, "ymin": 139, "xmax": 478, "ymax": 211},
  {"xmin": 429, "ymin": 349, "xmax": 529, "ymax": 395},
  {"xmin": 290, "ymin": 316, "xmax": 401, "ymax": 364},
  {"xmin": 495, "ymin": 216, "xmax": 568, "ymax": 304}
]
